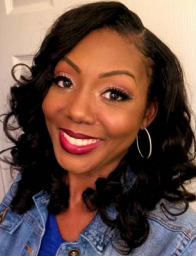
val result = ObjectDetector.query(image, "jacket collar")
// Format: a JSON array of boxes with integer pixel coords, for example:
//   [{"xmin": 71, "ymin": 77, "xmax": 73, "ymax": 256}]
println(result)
[
  {"xmin": 80, "ymin": 204, "xmax": 117, "ymax": 253},
  {"xmin": 30, "ymin": 190, "xmax": 50, "ymax": 236}
]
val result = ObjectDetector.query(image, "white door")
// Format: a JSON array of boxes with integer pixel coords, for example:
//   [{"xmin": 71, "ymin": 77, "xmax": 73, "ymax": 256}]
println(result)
[{"xmin": 0, "ymin": 0, "xmax": 90, "ymax": 200}]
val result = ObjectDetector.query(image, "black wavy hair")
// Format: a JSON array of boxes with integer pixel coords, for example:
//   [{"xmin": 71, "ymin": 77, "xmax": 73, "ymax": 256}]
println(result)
[{"xmin": 1, "ymin": 1, "xmax": 196, "ymax": 254}]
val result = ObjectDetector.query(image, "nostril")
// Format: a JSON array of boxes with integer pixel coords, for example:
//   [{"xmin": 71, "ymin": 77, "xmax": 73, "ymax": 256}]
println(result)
[{"xmin": 65, "ymin": 99, "xmax": 96, "ymax": 125}]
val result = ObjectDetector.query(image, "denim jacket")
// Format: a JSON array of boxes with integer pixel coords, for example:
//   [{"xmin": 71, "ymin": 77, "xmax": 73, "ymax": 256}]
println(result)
[{"xmin": 1, "ymin": 179, "xmax": 196, "ymax": 256}]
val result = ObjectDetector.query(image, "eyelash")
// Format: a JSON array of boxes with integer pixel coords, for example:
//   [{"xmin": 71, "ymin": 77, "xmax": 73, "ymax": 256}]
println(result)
[
  {"xmin": 53, "ymin": 74, "xmax": 131, "ymax": 102},
  {"xmin": 53, "ymin": 75, "xmax": 73, "ymax": 89},
  {"xmin": 102, "ymin": 87, "xmax": 131, "ymax": 102}
]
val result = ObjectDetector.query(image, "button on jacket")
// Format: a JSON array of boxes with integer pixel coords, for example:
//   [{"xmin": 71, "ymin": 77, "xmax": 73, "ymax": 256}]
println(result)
[{"xmin": 1, "ymin": 180, "xmax": 196, "ymax": 256}]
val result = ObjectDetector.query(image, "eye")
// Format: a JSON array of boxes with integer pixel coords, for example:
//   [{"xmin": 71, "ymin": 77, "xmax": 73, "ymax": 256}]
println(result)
[
  {"xmin": 53, "ymin": 75, "xmax": 73, "ymax": 89},
  {"xmin": 102, "ymin": 88, "xmax": 131, "ymax": 101}
]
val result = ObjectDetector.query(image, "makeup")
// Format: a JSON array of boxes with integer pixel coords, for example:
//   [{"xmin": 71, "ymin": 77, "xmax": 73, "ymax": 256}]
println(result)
[{"xmin": 59, "ymin": 129, "xmax": 101, "ymax": 155}]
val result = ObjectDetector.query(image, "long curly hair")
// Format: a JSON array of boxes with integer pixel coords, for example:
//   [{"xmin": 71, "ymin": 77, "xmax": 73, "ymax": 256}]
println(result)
[{"xmin": 1, "ymin": 1, "xmax": 196, "ymax": 254}]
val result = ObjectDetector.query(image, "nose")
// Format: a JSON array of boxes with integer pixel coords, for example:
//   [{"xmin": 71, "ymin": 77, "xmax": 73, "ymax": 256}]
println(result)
[{"xmin": 65, "ymin": 89, "xmax": 96, "ymax": 124}]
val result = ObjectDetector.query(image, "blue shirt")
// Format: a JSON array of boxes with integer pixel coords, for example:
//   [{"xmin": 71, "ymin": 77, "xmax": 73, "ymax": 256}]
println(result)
[
  {"xmin": 1, "ymin": 177, "xmax": 196, "ymax": 255},
  {"xmin": 38, "ymin": 213, "xmax": 64, "ymax": 256}
]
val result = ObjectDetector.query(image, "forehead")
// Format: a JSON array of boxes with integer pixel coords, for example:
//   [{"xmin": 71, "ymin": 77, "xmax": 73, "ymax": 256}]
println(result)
[
  {"xmin": 67, "ymin": 29, "xmax": 145, "ymax": 64},
  {"xmin": 56, "ymin": 29, "xmax": 150, "ymax": 87}
]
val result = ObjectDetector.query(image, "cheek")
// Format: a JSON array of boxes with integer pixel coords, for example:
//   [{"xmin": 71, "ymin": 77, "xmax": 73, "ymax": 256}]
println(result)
[
  {"xmin": 42, "ymin": 89, "xmax": 55, "ymax": 117},
  {"xmin": 100, "ymin": 109, "xmax": 141, "ymax": 140},
  {"xmin": 42, "ymin": 93, "xmax": 58, "ymax": 136},
  {"xmin": 42, "ymin": 97, "xmax": 50, "ymax": 119},
  {"xmin": 42, "ymin": 90, "xmax": 64, "ymax": 120}
]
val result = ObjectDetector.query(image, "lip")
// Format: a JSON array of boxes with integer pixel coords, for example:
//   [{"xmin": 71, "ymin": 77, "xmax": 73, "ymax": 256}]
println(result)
[
  {"xmin": 62, "ymin": 129, "xmax": 97, "ymax": 139},
  {"xmin": 59, "ymin": 129, "xmax": 101, "ymax": 155}
]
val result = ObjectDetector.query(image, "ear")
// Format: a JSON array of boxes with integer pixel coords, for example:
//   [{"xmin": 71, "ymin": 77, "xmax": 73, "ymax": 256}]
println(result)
[{"xmin": 141, "ymin": 100, "xmax": 158, "ymax": 129}]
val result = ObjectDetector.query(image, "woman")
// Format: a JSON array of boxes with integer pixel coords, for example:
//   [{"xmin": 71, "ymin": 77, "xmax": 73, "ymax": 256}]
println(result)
[{"xmin": 0, "ymin": 1, "xmax": 196, "ymax": 255}]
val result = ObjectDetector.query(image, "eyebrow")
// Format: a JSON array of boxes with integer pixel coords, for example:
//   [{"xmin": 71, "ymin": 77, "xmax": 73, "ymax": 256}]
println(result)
[
  {"xmin": 99, "ymin": 70, "xmax": 136, "ymax": 82},
  {"xmin": 62, "ymin": 56, "xmax": 136, "ymax": 84},
  {"xmin": 62, "ymin": 56, "xmax": 81, "ymax": 74}
]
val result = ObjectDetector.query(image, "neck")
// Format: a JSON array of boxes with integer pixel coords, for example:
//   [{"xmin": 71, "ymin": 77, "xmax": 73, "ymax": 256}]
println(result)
[{"xmin": 64, "ymin": 164, "xmax": 118, "ymax": 207}]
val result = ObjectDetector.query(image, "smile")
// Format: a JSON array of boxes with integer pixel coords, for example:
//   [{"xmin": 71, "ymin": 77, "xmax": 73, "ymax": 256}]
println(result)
[
  {"xmin": 63, "ymin": 132, "xmax": 99, "ymax": 146},
  {"xmin": 59, "ymin": 129, "xmax": 101, "ymax": 155}
]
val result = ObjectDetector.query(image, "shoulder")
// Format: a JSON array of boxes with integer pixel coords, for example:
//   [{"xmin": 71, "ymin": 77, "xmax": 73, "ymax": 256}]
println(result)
[
  {"xmin": 141, "ymin": 200, "xmax": 196, "ymax": 256},
  {"xmin": 0, "ymin": 172, "xmax": 21, "ymax": 206},
  {"xmin": 0, "ymin": 172, "xmax": 50, "ymax": 235},
  {"xmin": 148, "ymin": 200, "xmax": 196, "ymax": 236},
  {"xmin": 0, "ymin": 179, "xmax": 50, "ymax": 256}
]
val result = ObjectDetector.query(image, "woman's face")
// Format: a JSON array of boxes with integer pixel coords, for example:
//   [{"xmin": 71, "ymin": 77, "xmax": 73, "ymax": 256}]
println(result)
[{"xmin": 42, "ymin": 29, "xmax": 157, "ymax": 177}]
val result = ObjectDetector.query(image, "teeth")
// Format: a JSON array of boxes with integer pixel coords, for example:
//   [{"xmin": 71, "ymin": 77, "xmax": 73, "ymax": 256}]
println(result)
[
  {"xmin": 70, "ymin": 137, "xmax": 75, "ymax": 145},
  {"xmin": 75, "ymin": 139, "xmax": 83, "ymax": 146},
  {"xmin": 82, "ymin": 140, "xmax": 88, "ymax": 146},
  {"xmin": 88, "ymin": 139, "xmax": 93, "ymax": 144},
  {"xmin": 63, "ymin": 132, "xmax": 99, "ymax": 146}
]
